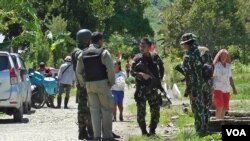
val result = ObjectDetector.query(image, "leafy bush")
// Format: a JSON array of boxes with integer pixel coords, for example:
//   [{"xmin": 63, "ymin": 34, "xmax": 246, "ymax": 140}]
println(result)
[
  {"xmin": 125, "ymin": 77, "xmax": 135, "ymax": 88},
  {"xmin": 163, "ymin": 54, "xmax": 183, "ymax": 87},
  {"xmin": 232, "ymin": 60, "xmax": 250, "ymax": 73},
  {"xmin": 228, "ymin": 45, "xmax": 240, "ymax": 60}
]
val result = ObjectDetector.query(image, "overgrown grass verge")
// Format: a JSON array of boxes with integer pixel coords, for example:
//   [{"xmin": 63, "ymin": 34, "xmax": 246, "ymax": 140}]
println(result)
[
  {"xmin": 230, "ymin": 100, "xmax": 250, "ymax": 111},
  {"xmin": 127, "ymin": 103, "xmax": 195, "ymax": 140},
  {"xmin": 173, "ymin": 128, "xmax": 221, "ymax": 141},
  {"xmin": 231, "ymin": 73, "xmax": 250, "ymax": 100},
  {"xmin": 70, "ymin": 87, "xmax": 76, "ymax": 97},
  {"xmin": 128, "ymin": 135, "xmax": 164, "ymax": 141}
]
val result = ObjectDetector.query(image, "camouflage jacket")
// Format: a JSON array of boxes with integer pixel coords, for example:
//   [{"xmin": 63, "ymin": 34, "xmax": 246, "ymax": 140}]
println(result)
[
  {"xmin": 71, "ymin": 47, "xmax": 82, "ymax": 72},
  {"xmin": 183, "ymin": 44, "xmax": 203, "ymax": 97}
]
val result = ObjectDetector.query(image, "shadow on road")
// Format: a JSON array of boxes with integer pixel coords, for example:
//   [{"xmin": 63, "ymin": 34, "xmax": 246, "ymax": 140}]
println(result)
[{"xmin": 0, "ymin": 118, "xmax": 29, "ymax": 124}]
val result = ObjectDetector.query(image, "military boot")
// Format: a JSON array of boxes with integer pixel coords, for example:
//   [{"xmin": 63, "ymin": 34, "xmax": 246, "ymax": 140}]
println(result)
[
  {"xmin": 64, "ymin": 97, "xmax": 69, "ymax": 109},
  {"xmin": 149, "ymin": 129, "xmax": 156, "ymax": 136},
  {"xmin": 78, "ymin": 128, "xmax": 89, "ymax": 140},
  {"xmin": 87, "ymin": 124, "xmax": 94, "ymax": 140},
  {"xmin": 139, "ymin": 123, "xmax": 148, "ymax": 136},
  {"xmin": 149, "ymin": 124, "xmax": 157, "ymax": 136},
  {"xmin": 56, "ymin": 97, "xmax": 61, "ymax": 108},
  {"xmin": 112, "ymin": 132, "xmax": 121, "ymax": 138}
]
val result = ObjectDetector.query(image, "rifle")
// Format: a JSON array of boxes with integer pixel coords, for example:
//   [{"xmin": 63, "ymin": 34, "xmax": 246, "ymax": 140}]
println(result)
[{"xmin": 134, "ymin": 60, "xmax": 172, "ymax": 104}]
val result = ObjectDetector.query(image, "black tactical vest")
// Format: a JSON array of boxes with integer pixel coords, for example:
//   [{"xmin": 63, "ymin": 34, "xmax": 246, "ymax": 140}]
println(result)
[
  {"xmin": 82, "ymin": 48, "xmax": 107, "ymax": 81},
  {"xmin": 134, "ymin": 53, "xmax": 160, "ymax": 85}
]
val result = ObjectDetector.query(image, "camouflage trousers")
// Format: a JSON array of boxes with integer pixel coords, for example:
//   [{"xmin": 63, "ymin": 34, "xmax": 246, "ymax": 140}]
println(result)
[
  {"xmin": 203, "ymin": 80, "xmax": 212, "ymax": 130},
  {"xmin": 77, "ymin": 85, "xmax": 93, "ymax": 133},
  {"xmin": 191, "ymin": 82, "xmax": 212, "ymax": 135},
  {"xmin": 135, "ymin": 88, "xmax": 160, "ymax": 133}
]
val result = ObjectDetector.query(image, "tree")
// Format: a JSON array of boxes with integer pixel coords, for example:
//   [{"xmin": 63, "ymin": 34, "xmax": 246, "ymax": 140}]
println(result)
[
  {"xmin": 103, "ymin": 0, "xmax": 154, "ymax": 38},
  {"xmin": 105, "ymin": 32, "xmax": 137, "ymax": 60},
  {"xmin": 159, "ymin": 0, "xmax": 248, "ymax": 55},
  {"xmin": 0, "ymin": 0, "xmax": 157, "ymax": 66}
]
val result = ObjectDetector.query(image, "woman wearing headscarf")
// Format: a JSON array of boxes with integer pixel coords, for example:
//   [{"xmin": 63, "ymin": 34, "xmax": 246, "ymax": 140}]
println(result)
[{"xmin": 213, "ymin": 49, "xmax": 237, "ymax": 119}]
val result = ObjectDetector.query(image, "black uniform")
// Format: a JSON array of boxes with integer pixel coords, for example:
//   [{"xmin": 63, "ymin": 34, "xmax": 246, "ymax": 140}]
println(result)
[{"xmin": 131, "ymin": 52, "xmax": 164, "ymax": 135}]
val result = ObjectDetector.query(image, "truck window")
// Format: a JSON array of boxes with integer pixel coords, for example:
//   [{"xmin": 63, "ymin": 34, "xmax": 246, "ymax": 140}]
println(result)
[{"xmin": 0, "ymin": 55, "xmax": 10, "ymax": 71}]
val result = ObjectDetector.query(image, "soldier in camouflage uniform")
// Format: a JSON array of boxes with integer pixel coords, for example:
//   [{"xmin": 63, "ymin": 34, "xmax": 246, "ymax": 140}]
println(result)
[
  {"xmin": 180, "ymin": 33, "xmax": 213, "ymax": 136},
  {"xmin": 131, "ymin": 37, "xmax": 164, "ymax": 136},
  {"xmin": 198, "ymin": 46, "xmax": 213, "ymax": 127},
  {"xmin": 71, "ymin": 29, "xmax": 93, "ymax": 140}
]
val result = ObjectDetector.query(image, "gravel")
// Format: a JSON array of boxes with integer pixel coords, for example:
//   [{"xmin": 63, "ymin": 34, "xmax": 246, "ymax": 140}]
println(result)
[
  {"xmin": 0, "ymin": 86, "xmax": 181, "ymax": 141},
  {"xmin": 0, "ymin": 98, "xmax": 79, "ymax": 141}
]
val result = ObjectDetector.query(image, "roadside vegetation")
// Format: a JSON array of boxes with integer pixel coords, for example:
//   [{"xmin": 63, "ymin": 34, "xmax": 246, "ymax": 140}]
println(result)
[
  {"xmin": 127, "ymin": 61, "xmax": 250, "ymax": 141},
  {"xmin": 1, "ymin": 0, "xmax": 250, "ymax": 140}
]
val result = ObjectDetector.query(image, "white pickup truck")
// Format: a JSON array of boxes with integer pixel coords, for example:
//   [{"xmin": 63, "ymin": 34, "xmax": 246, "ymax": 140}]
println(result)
[{"xmin": 0, "ymin": 51, "xmax": 31, "ymax": 122}]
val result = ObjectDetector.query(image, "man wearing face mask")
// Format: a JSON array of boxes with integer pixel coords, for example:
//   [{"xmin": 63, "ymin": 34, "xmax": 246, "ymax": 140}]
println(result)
[
  {"xmin": 131, "ymin": 37, "xmax": 164, "ymax": 136},
  {"xmin": 56, "ymin": 56, "xmax": 75, "ymax": 109},
  {"xmin": 180, "ymin": 33, "xmax": 213, "ymax": 136}
]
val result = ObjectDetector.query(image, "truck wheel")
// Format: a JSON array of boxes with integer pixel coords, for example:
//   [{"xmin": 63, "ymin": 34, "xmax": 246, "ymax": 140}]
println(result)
[{"xmin": 14, "ymin": 104, "xmax": 23, "ymax": 122}]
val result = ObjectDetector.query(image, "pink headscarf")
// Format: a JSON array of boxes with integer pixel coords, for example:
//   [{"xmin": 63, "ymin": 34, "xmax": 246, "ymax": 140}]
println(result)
[{"xmin": 213, "ymin": 49, "xmax": 231, "ymax": 65}]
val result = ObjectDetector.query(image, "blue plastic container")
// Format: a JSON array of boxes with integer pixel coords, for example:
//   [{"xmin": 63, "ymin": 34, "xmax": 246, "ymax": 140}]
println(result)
[
  {"xmin": 43, "ymin": 77, "xmax": 58, "ymax": 95},
  {"xmin": 30, "ymin": 71, "xmax": 44, "ymax": 86}
]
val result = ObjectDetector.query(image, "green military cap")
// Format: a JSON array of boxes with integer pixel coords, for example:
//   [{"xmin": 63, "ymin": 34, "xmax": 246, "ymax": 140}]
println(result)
[{"xmin": 180, "ymin": 33, "xmax": 197, "ymax": 45}]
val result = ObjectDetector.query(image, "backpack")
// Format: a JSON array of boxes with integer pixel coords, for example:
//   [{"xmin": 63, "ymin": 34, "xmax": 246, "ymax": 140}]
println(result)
[{"xmin": 198, "ymin": 46, "xmax": 214, "ymax": 81}]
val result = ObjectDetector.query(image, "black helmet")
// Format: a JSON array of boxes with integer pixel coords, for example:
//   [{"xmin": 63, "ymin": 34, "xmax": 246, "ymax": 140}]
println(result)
[
  {"xmin": 180, "ymin": 33, "xmax": 197, "ymax": 45},
  {"xmin": 76, "ymin": 29, "xmax": 92, "ymax": 43}
]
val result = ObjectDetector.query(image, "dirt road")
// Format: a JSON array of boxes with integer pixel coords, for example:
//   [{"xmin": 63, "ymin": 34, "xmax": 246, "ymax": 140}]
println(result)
[
  {"xmin": 0, "ymin": 86, "xmax": 177, "ymax": 141},
  {"xmin": 0, "ymin": 87, "xmax": 142, "ymax": 141}
]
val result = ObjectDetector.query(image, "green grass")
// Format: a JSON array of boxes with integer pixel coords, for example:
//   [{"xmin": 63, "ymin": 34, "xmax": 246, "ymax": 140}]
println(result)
[
  {"xmin": 230, "ymin": 100, "xmax": 250, "ymax": 111},
  {"xmin": 126, "ymin": 93, "xmax": 227, "ymax": 141},
  {"xmin": 175, "ymin": 73, "xmax": 250, "ymax": 100},
  {"xmin": 127, "ymin": 104, "xmax": 137, "ymax": 114},
  {"xmin": 127, "ymin": 103, "xmax": 194, "ymax": 127},
  {"xmin": 175, "ymin": 115, "xmax": 194, "ymax": 128},
  {"xmin": 128, "ymin": 135, "xmax": 164, "ymax": 141},
  {"xmin": 70, "ymin": 87, "xmax": 76, "ymax": 97},
  {"xmin": 173, "ymin": 129, "xmax": 221, "ymax": 141},
  {"xmin": 231, "ymin": 73, "xmax": 250, "ymax": 100}
]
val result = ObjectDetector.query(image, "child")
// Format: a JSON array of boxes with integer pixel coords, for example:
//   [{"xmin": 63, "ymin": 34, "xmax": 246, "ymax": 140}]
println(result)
[
  {"xmin": 125, "ymin": 60, "xmax": 131, "ymax": 77},
  {"xmin": 112, "ymin": 61, "xmax": 126, "ymax": 121}
]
